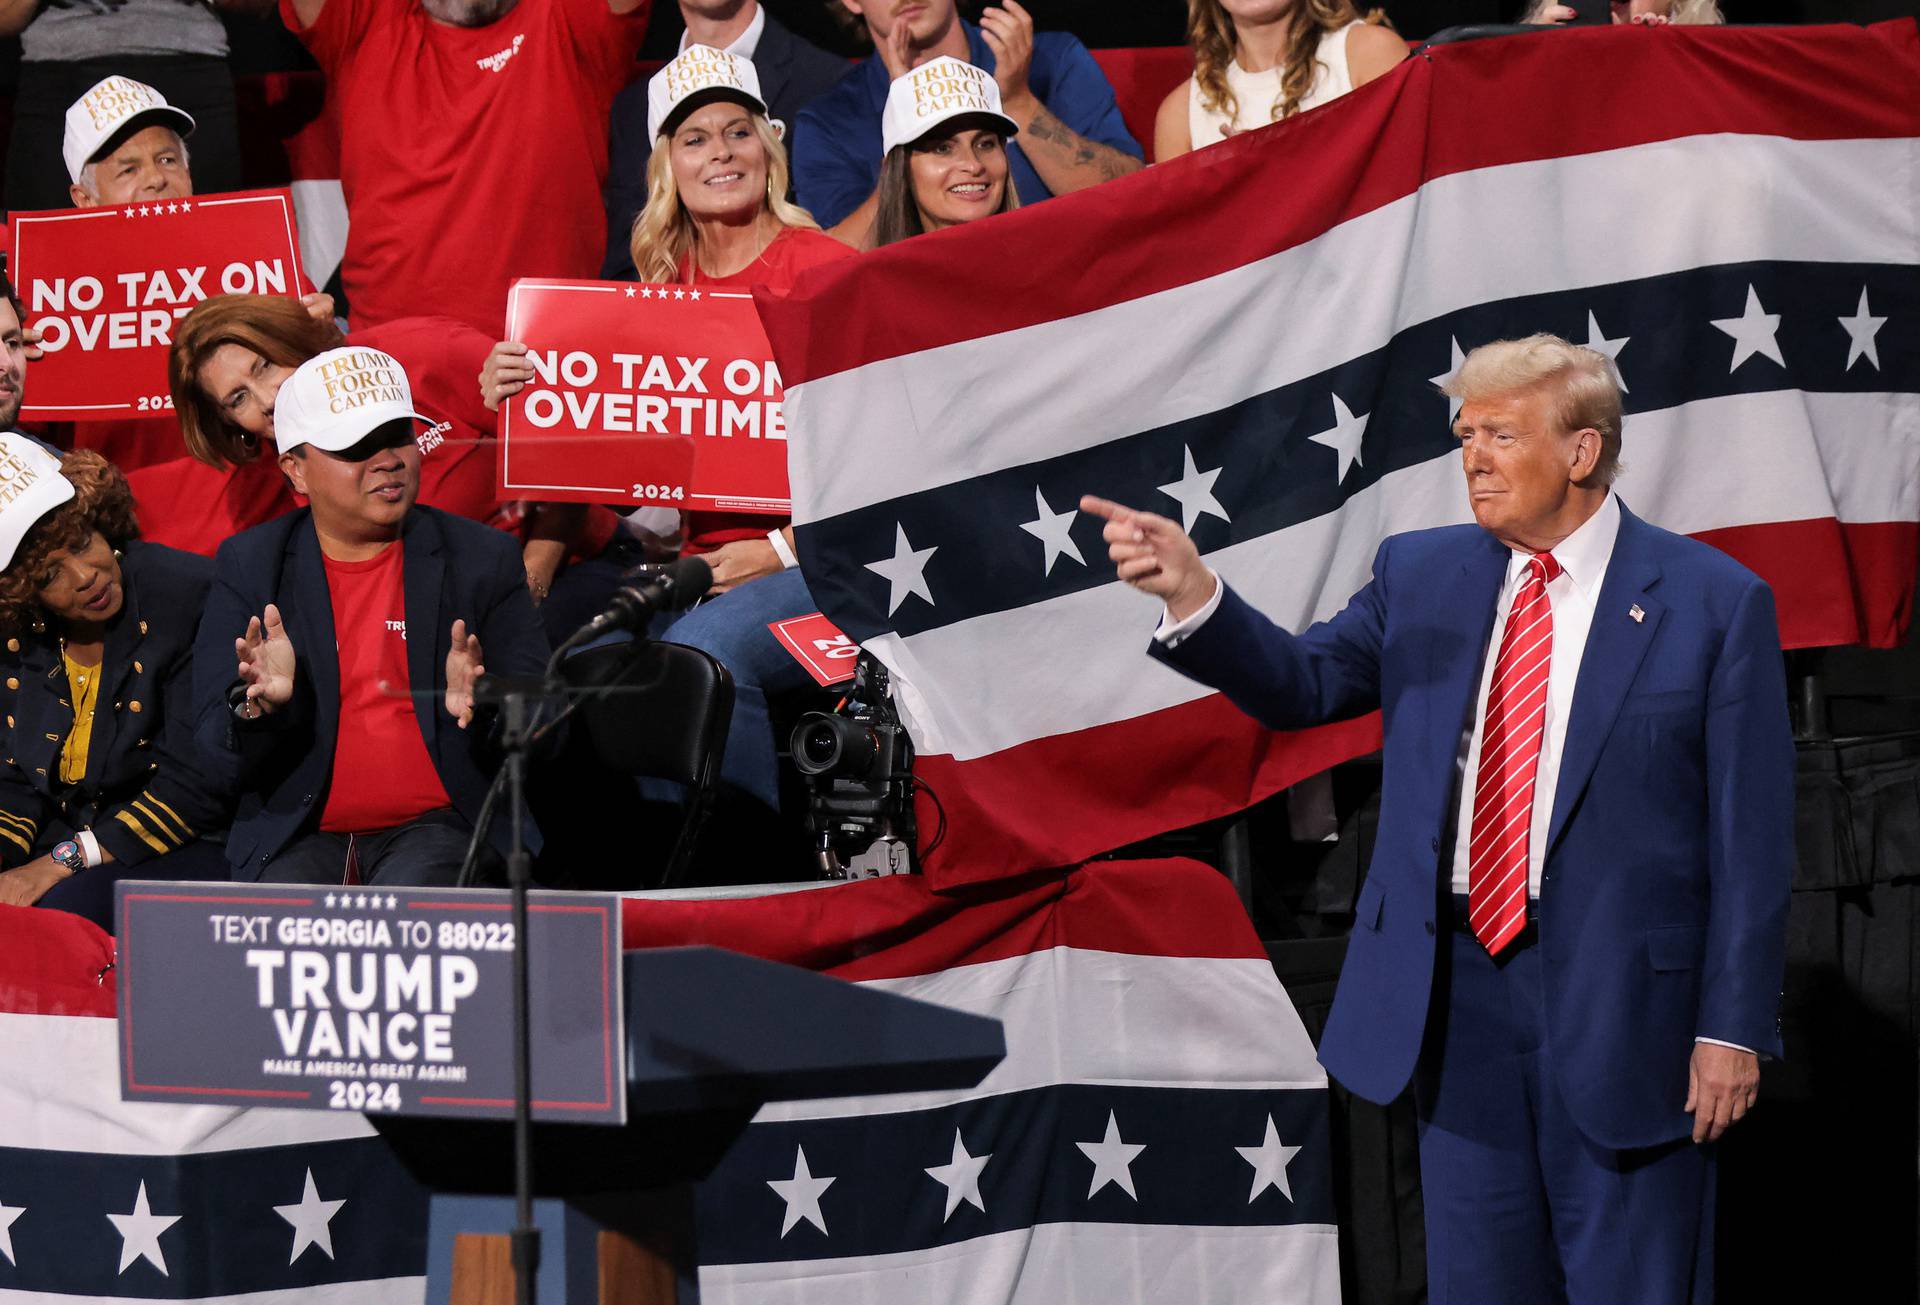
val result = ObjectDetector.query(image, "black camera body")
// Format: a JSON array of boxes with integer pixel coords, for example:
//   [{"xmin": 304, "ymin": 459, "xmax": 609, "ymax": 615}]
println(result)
[{"xmin": 790, "ymin": 654, "xmax": 918, "ymax": 878}]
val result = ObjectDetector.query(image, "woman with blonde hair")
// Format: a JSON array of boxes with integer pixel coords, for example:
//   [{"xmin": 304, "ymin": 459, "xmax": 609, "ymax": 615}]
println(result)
[
  {"xmin": 1154, "ymin": 0, "xmax": 1407, "ymax": 161},
  {"xmin": 483, "ymin": 46, "xmax": 856, "ymax": 817}
]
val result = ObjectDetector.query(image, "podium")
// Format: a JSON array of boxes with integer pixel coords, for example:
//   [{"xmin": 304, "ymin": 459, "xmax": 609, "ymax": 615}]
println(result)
[{"xmin": 374, "ymin": 946, "xmax": 1006, "ymax": 1304}]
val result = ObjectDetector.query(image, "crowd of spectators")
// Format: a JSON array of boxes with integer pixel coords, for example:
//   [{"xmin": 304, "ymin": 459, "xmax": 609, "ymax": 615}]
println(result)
[{"xmin": 0, "ymin": 0, "xmax": 1708, "ymax": 924}]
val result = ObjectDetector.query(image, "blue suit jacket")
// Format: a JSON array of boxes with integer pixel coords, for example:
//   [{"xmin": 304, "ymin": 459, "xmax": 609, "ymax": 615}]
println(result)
[
  {"xmin": 191, "ymin": 507, "xmax": 551, "ymax": 879},
  {"xmin": 1154, "ymin": 502, "xmax": 1794, "ymax": 1149}
]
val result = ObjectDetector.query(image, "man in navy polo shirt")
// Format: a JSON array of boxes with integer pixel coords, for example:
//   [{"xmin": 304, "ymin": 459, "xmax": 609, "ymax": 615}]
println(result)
[{"xmin": 795, "ymin": 0, "xmax": 1141, "ymax": 242}]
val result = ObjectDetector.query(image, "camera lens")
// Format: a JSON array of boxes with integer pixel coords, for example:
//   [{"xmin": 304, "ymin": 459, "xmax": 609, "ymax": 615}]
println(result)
[{"xmin": 792, "ymin": 713, "xmax": 878, "ymax": 777}]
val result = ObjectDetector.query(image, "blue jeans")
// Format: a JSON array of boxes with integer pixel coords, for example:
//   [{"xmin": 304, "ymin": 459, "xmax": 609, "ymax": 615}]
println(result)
[{"xmin": 652, "ymin": 567, "xmax": 820, "ymax": 809}]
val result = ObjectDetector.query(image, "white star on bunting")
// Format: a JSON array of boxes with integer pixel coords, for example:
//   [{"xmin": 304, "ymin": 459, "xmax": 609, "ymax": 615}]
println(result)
[
  {"xmin": 1711, "ymin": 285, "xmax": 1785, "ymax": 371},
  {"xmin": 1018, "ymin": 487, "xmax": 1084, "ymax": 575},
  {"xmin": 1235, "ymin": 1115, "xmax": 1303, "ymax": 1204},
  {"xmin": 107, "ymin": 1181, "xmax": 180, "ymax": 1275},
  {"xmin": 1076, "ymin": 1111, "xmax": 1146, "ymax": 1200},
  {"xmin": 1157, "ymin": 445, "xmax": 1230, "ymax": 533},
  {"xmin": 0, "ymin": 1191, "xmax": 24, "ymax": 1265},
  {"xmin": 766, "ymin": 1146, "xmax": 835, "ymax": 1237},
  {"xmin": 274, "ymin": 1168, "xmax": 346, "ymax": 1264},
  {"xmin": 925, "ymin": 1130, "xmax": 990, "ymax": 1221},
  {"xmin": 1582, "ymin": 311, "xmax": 1630, "ymax": 392},
  {"xmin": 1839, "ymin": 287, "xmax": 1886, "ymax": 371},
  {"xmin": 864, "ymin": 524, "xmax": 938, "ymax": 616},
  {"xmin": 1308, "ymin": 395, "xmax": 1370, "ymax": 484},
  {"xmin": 1430, "ymin": 336, "xmax": 1466, "ymax": 423}
]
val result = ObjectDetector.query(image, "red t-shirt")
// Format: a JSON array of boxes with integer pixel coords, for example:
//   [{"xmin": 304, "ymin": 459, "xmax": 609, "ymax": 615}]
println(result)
[
  {"xmin": 126, "ymin": 455, "xmax": 299, "ymax": 557},
  {"xmin": 678, "ymin": 227, "xmax": 856, "ymax": 552},
  {"xmin": 281, "ymin": 0, "xmax": 648, "ymax": 335},
  {"xmin": 353, "ymin": 316, "xmax": 502, "ymax": 524},
  {"xmin": 318, "ymin": 543, "xmax": 453, "ymax": 832}
]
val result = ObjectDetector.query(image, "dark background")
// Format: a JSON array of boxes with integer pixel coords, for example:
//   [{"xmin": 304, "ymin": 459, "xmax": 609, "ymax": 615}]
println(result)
[{"xmin": 4, "ymin": 0, "xmax": 1912, "ymax": 85}]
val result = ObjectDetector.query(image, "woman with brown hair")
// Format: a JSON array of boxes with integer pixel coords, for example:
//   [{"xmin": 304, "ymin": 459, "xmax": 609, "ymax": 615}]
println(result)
[
  {"xmin": 1153, "ymin": 0, "xmax": 1407, "ymax": 161},
  {"xmin": 163, "ymin": 294, "xmax": 607, "ymax": 622},
  {"xmin": 869, "ymin": 57, "xmax": 1022, "ymax": 249},
  {"xmin": 0, "ymin": 439, "xmax": 229, "ymax": 929}
]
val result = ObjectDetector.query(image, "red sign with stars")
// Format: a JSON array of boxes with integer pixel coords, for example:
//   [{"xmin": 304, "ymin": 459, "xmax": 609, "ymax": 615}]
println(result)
[
  {"xmin": 8, "ymin": 188, "xmax": 308, "ymax": 422},
  {"xmin": 498, "ymin": 277, "xmax": 789, "ymax": 515}
]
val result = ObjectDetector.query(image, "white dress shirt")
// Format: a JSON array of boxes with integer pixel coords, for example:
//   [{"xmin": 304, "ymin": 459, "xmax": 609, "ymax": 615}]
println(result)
[
  {"xmin": 1449, "ymin": 491, "xmax": 1619, "ymax": 897},
  {"xmin": 679, "ymin": 4, "xmax": 766, "ymax": 60}
]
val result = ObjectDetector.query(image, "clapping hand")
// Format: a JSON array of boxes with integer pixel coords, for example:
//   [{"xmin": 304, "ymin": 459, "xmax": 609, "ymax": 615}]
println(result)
[
  {"xmin": 446, "ymin": 619, "xmax": 485, "ymax": 729},
  {"xmin": 878, "ymin": 12, "xmax": 915, "ymax": 80},
  {"xmin": 234, "ymin": 603, "xmax": 297, "ymax": 717},
  {"xmin": 980, "ymin": 2, "xmax": 1037, "ymax": 111}
]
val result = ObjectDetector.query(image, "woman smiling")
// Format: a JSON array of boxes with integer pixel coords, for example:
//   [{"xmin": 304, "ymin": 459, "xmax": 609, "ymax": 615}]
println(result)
[{"xmin": 870, "ymin": 56, "xmax": 1021, "ymax": 249}]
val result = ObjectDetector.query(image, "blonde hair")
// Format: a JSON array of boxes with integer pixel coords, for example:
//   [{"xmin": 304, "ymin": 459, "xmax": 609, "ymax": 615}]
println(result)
[
  {"xmin": 628, "ymin": 112, "xmax": 819, "ymax": 285},
  {"xmin": 1188, "ymin": 0, "xmax": 1394, "ymax": 126},
  {"xmin": 1441, "ymin": 334, "xmax": 1625, "ymax": 483}
]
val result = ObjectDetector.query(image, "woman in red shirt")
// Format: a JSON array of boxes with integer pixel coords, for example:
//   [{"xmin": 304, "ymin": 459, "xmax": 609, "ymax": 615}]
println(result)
[{"xmin": 483, "ymin": 46, "xmax": 857, "ymax": 812}]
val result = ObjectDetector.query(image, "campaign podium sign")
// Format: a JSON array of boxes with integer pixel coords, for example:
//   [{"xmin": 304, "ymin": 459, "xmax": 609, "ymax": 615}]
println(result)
[
  {"xmin": 116, "ymin": 881, "xmax": 625, "ymax": 1124},
  {"xmin": 9, "ymin": 188, "xmax": 307, "ymax": 422},
  {"xmin": 499, "ymin": 277, "xmax": 789, "ymax": 515}
]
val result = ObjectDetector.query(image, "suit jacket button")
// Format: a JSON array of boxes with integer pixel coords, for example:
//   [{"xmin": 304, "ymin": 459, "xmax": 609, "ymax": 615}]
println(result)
[
  {"xmin": 5, "ymin": 639, "xmax": 16, "ymax": 653},
  {"xmin": 4, "ymin": 678, "xmax": 15, "ymax": 690},
  {"xmin": 128, "ymin": 701, "xmax": 142, "ymax": 713},
  {"xmin": 133, "ymin": 661, "xmax": 143, "ymax": 674},
  {"xmin": 1424, "ymin": 920, "xmax": 1436, "ymax": 936},
  {"xmin": 1430, "ymin": 837, "xmax": 1440, "ymax": 852}
]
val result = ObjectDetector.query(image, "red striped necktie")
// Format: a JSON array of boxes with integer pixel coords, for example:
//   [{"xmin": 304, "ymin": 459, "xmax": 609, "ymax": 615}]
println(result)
[{"xmin": 1467, "ymin": 551, "xmax": 1563, "ymax": 955}]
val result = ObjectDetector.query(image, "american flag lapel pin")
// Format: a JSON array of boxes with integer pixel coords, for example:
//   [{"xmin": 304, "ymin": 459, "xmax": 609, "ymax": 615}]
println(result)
[{"xmin": 1628, "ymin": 603, "xmax": 1645, "ymax": 623}]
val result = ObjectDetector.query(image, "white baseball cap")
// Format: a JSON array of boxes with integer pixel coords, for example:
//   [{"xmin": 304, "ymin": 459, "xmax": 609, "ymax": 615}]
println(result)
[
  {"xmin": 881, "ymin": 57, "xmax": 1019, "ymax": 155},
  {"xmin": 272, "ymin": 347, "xmax": 430, "ymax": 457},
  {"xmin": 647, "ymin": 45, "xmax": 769, "ymax": 141},
  {"xmin": 0, "ymin": 434, "xmax": 75, "ymax": 572},
  {"xmin": 63, "ymin": 76, "xmax": 196, "ymax": 184}
]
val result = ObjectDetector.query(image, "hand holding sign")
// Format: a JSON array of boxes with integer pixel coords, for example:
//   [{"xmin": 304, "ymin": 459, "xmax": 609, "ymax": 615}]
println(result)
[
  {"xmin": 479, "ymin": 339, "xmax": 534, "ymax": 413},
  {"xmin": 235, "ymin": 602, "xmax": 297, "ymax": 717}
]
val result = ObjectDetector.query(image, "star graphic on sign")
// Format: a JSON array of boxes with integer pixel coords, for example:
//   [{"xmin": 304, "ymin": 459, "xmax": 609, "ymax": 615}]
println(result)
[
  {"xmin": 1583, "ymin": 310, "xmax": 1630, "ymax": 392},
  {"xmin": 624, "ymin": 286, "xmax": 636, "ymax": 298},
  {"xmin": 180, "ymin": 201, "xmax": 191, "ymax": 212},
  {"xmin": 1075, "ymin": 1111, "xmax": 1146, "ymax": 1200},
  {"xmin": 1018, "ymin": 487, "xmax": 1084, "ymax": 576},
  {"xmin": 1711, "ymin": 284, "xmax": 1785, "ymax": 372},
  {"xmin": 1430, "ymin": 335, "xmax": 1466, "ymax": 423},
  {"xmin": 168, "ymin": 203, "xmax": 180, "ymax": 214},
  {"xmin": 1235, "ymin": 1115, "xmax": 1303, "ymax": 1204},
  {"xmin": 925, "ymin": 1129, "xmax": 991, "ymax": 1221},
  {"xmin": 864, "ymin": 524, "xmax": 938, "ymax": 616},
  {"xmin": 121, "ymin": 207, "xmax": 136, "ymax": 219},
  {"xmin": 1157, "ymin": 445, "xmax": 1230, "ymax": 533},
  {"xmin": 1839, "ymin": 287, "xmax": 1886, "ymax": 372},
  {"xmin": 273, "ymin": 1168, "xmax": 346, "ymax": 1264},
  {"xmin": 107, "ymin": 1181, "xmax": 181, "ymax": 1276},
  {"xmin": 766, "ymin": 1146, "xmax": 835, "ymax": 1237},
  {"xmin": 673, "ymin": 288, "xmax": 686, "ymax": 301},
  {"xmin": 689, "ymin": 289, "xmax": 702, "ymax": 301},
  {"xmin": 1307, "ymin": 394, "xmax": 1370, "ymax": 484},
  {"xmin": 0, "ymin": 1192, "xmax": 24, "ymax": 1265},
  {"xmin": 324, "ymin": 893, "xmax": 337, "ymax": 908},
  {"xmin": 386, "ymin": 894, "xmax": 398, "ymax": 910},
  {"xmin": 639, "ymin": 287, "xmax": 653, "ymax": 299}
]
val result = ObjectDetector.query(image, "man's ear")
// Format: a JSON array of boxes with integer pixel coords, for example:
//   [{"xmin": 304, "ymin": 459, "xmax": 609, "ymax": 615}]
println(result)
[
  {"xmin": 69, "ymin": 184, "xmax": 96, "ymax": 208},
  {"xmin": 278, "ymin": 449, "xmax": 307, "ymax": 496},
  {"xmin": 1569, "ymin": 427, "xmax": 1602, "ymax": 481},
  {"xmin": 839, "ymin": 0, "xmax": 869, "ymax": 19}
]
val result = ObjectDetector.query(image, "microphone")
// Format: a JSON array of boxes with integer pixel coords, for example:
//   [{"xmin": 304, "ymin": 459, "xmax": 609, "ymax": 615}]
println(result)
[{"xmin": 578, "ymin": 555, "xmax": 712, "ymax": 639}]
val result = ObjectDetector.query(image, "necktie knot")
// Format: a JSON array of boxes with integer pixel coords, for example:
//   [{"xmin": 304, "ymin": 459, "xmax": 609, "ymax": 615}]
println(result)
[{"xmin": 1527, "ymin": 552, "xmax": 1562, "ymax": 587}]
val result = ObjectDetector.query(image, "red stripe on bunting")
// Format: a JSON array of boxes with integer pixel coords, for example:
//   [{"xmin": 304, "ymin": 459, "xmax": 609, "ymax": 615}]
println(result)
[
  {"xmin": 906, "ymin": 515, "xmax": 1914, "ymax": 888},
  {"xmin": 915, "ymin": 707, "xmax": 1384, "ymax": 893},
  {"xmin": 759, "ymin": 21, "xmax": 1920, "ymax": 387},
  {"xmin": 619, "ymin": 857, "xmax": 1268, "ymax": 978}
]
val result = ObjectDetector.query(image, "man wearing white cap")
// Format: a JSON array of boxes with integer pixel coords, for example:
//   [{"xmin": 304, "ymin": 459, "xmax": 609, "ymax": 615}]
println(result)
[
  {"xmin": 61, "ymin": 73, "xmax": 195, "ymax": 209},
  {"xmin": 193, "ymin": 346, "xmax": 551, "ymax": 887}
]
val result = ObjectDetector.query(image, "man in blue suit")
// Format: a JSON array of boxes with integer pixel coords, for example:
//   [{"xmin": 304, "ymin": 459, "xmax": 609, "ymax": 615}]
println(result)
[
  {"xmin": 193, "ymin": 346, "xmax": 550, "ymax": 886},
  {"xmin": 1084, "ymin": 334, "xmax": 1792, "ymax": 1303}
]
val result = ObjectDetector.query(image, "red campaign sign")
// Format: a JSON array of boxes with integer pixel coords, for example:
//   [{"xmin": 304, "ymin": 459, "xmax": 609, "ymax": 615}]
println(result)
[
  {"xmin": 770, "ymin": 612, "xmax": 861, "ymax": 687},
  {"xmin": 9, "ymin": 188, "xmax": 307, "ymax": 423},
  {"xmin": 500, "ymin": 278, "xmax": 790, "ymax": 515}
]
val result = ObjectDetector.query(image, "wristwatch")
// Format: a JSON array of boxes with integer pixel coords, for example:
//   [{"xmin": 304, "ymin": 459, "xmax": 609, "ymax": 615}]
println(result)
[{"xmin": 50, "ymin": 839, "xmax": 86, "ymax": 874}]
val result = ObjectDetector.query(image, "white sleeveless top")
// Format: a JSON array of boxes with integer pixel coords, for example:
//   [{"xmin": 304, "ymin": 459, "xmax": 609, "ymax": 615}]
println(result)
[{"xmin": 1186, "ymin": 20, "xmax": 1366, "ymax": 148}]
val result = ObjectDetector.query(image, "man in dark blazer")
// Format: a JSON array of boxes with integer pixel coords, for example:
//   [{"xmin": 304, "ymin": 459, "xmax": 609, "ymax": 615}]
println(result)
[
  {"xmin": 601, "ymin": 0, "xmax": 849, "ymax": 279},
  {"xmin": 1084, "ymin": 334, "xmax": 1793, "ymax": 1304},
  {"xmin": 193, "ymin": 346, "xmax": 550, "ymax": 886}
]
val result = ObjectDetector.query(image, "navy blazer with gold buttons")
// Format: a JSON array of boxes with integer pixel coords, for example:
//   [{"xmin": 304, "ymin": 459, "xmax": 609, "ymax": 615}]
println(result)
[{"xmin": 0, "ymin": 541, "xmax": 230, "ymax": 865}]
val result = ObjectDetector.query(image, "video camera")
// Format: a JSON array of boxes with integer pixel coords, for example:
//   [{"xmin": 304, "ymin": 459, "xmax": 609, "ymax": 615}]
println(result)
[{"xmin": 790, "ymin": 653, "xmax": 918, "ymax": 879}]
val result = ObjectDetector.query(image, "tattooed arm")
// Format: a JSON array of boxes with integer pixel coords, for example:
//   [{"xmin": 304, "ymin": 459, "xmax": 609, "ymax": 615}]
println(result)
[{"xmin": 981, "ymin": 2, "xmax": 1144, "ymax": 195}]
